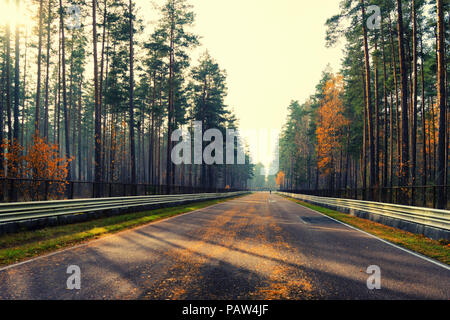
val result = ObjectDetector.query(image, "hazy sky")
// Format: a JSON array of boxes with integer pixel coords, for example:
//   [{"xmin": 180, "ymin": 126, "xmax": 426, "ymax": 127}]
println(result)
[
  {"xmin": 146, "ymin": 0, "xmax": 345, "ymax": 167},
  {"xmin": 134, "ymin": 0, "xmax": 346, "ymax": 167}
]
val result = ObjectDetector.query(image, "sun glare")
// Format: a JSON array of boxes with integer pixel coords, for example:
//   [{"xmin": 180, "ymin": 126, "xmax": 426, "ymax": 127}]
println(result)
[{"xmin": 0, "ymin": 0, "xmax": 30, "ymax": 31}]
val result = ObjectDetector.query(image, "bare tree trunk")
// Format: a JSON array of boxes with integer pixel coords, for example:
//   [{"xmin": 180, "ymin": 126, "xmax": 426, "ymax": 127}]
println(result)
[
  {"xmin": 362, "ymin": 71, "xmax": 367, "ymax": 195},
  {"xmin": 411, "ymin": 0, "xmax": 418, "ymax": 203},
  {"xmin": 13, "ymin": 0, "xmax": 20, "ymax": 145},
  {"xmin": 5, "ymin": 7, "xmax": 12, "ymax": 146},
  {"xmin": 431, "ymin": 97, "xmax": 437, "ymax": 184},
  {"xmin": 344, "ymin": 130, "xmax": 350, "ymax": 189},
  {"xmin": 110, "ymin": 114, "xmax": 116, "ymax": 182},
  {"xmin": 420, "ymin": 36, "xmax": 427, "ymax": 206},
  {"xmin": 59, "ymin": 0, "xmax": 71, "ymax": 182},
  {"xmin": 69, "ymin": 30, "xmax": 74, "ymax": 169},
  {"xmin": 374, "ymin": 37, "xmax": 380, "ymax": 187},
  {"xmin": 0, "ymin": 51, "xmax": 5, "ymax": 178},
  {"xmin": 388, "ymin": 14, "xmax": 400, "ymax": 185},
  {"xmin": 53, "ymin": 27, "xmax": 61, "ymax": 148},
  {"xmin": 43, "ymin": 0, "xmax": 52, "ymax": 140},
  {"xmin": 166, "ymin": 4, "xmax": 175, "ymax": 187},
  {"xmin": 129, "ymin": 0, "xmax": 136, "ymax": 188},
  {"xmin": 93, "ymin": 0, "xmax": 102, "ymax": 196},
  {"xmin": 436, "ymin": 0, "xmax": 447, "ymax": 208},
  {"xmin": 149, "ymin": 73, "xmax": 156, "ymax": 184},
  {"xmin": 35, "ymin": 0, "xmax": 44, "ymax": 136},
  {"xmin": 99, "ymin": 0, "xmax": 107, "ymax": 180},
  {"xmin": 381, "ymin": 28, "xmax": 389, "ymax": 188},
  {"xmin": 21, "ymin": 31, "xmax": 27, "ymax": 149},
  {"xmin": 77, "ymin": 80, "xmax": 83, "ymax": 180},
  {"xmin": 396, "ymin": 0, "xmax": 410, "ymax": 188},
  {"xmin": 361, "ymin": 0, "xmax": 376, "ymax": 198},
  {"xmin": 55, "ymin": 26, "xmax": 62, "ymax": 148}
]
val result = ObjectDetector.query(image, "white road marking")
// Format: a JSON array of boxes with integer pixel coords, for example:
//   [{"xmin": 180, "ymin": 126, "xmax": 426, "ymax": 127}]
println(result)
[
  {"xmin": 298, "ymin": 217, "xmax": 310, "ymax": 225},
  {"xmin": 287, "ymin": 197, "xmax": 450, "ymax": 271}
]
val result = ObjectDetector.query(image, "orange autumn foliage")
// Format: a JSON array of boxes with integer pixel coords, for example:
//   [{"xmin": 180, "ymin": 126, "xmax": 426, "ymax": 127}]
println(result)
[
  {"xmin": 2, "ymin": 140, "xmax": 24, "ymax": 178},
  {"xmin": 315, "ymin": 74, "xmax": 349, "ymax": 176},
  {"xmin": 1, "ymin": 135, "xmax": 72, "ymax": 200},
  {"xmin": 276, "ymin": 171, "xmax": 285, "ymax": 186}
]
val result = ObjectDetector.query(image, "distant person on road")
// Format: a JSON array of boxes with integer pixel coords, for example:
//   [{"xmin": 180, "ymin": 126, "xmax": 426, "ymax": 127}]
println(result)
[{"xmin": 269, "ymin": 190, "xmax": 271, "ymax": 194}]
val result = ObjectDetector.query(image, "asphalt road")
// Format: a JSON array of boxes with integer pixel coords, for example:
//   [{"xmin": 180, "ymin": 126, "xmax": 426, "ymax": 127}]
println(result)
[{"xmin": 0, "ymin": 192, "xmax": 449, "ymax": 300}]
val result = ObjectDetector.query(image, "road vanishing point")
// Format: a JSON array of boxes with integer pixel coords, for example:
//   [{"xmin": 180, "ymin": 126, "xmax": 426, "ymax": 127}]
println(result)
[{"xmin": 0, "ymin": 193, "xmax": 449, "ymax": 299}]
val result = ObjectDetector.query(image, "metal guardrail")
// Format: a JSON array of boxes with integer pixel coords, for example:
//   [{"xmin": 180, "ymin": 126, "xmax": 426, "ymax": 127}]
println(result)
[
  {"xmin": 0, "ymin": 192, "xmax": 248, "ymax": 224},
  {"xmin": 280, "ymin": 185, "xmax": 450, "ymax": 210},
  {"xmin": 279, "ymin": 192, "xmax": 450, "ymax": 231}
]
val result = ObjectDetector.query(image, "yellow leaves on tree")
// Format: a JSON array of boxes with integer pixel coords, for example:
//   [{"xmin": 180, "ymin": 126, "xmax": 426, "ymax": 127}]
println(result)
[
  {"xmin": 276, "ymin": 171, "xmax": 285, "ymax": 187},
  {"xmin": 1, "ymin": 140, "xmax": 24, "ymax": 178},
  {"xmin": 26, "ymin": 135, "xmax": 71, "ymax": 180},
  {"xmin": 1, "ymin": 135, "xmax": 72, "ymax": 199},
  {"xmin": 316, "ymin": 74, "xmax": 349, "ymax": 176}
]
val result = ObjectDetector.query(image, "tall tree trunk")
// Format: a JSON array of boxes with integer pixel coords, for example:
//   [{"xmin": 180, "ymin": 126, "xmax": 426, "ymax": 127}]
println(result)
[
  {"xmin": 0, "ymin": 52, "xmax": 5, "ymax": 178},
  {"xmin": 411, "ymin": 0, "xmax": 418, "ymax": 201},
  {"xmin": 381, "ymin": 28, "xmax": 389, "ymax": 188},
  {"xmin": 78, "ymin": 80, "xmax": 83, "ymax": 180},
  {"xmin": 110, "ymin": 114, "xmax": 116, "ymax": 182},
  {"xmin": 361, "ymin": 0, "xmax": 376, "ymax": 198},
  {"xmin": 436, "ymin": 0, "xmax": 447, "ymax": 208},
  {"xmin": 420, "ymin": 35, "xmax": 427, "ymax": 205},
  {"xmin": 396, "ymin": 0, "xmax": 410, "ymax": 188},
  {"xmin": 69, "ymin": 30, "xmax": 74, "ymax": 167},
  {"xmin": 13, "ymin": 0, "xmax": 20, "ymax": 145},
  {"xmin": 129, "ymin": 0, "xmax": 136, "ymax": 187},
  {"xmin": 374, "ymin": 37, "xmax": 380, "ymax": 187},
  {"xmin": 158, "ymin": 74, "xmax": 163, "ymax": 185},
  {"xmin": 43, "ymin": 0, "xmax": 52, "ymax": 140},
  {"xmin": 5, "ymin": 6, "xmax": 12, "ymax": 145},
  {"xmin": 4, "ymin": 0, "xmax": 12, "ymax": 201},
  {"xmin": 35, "ymin": 0, "xmax": 44, "ymax": 136},
  {"xmin": 59, "ymin": 0, "xmax": 71, "ymax": 182},
  {"xmin": 344, "ymin": 130, "xmax": 350, "ymax": 189},
  {"xmin": 93, "ymin": 0, "xmax": 102, "ymax": 196},
  {"xmin": 388, "ymin": 14, "xmax": 400, "ymax": 185},
  {"xmin": 149, "ymin": 72, "xmax": 156, "ymax": 184},
  {"xmin": 21, "ymin": 31, "xmax": 27, "ymax": 148},
  {"xmin": 362, "ymin": 71, "xmax": 367, "ymax": 194},
  {"xmin": 389, "ymin": 87, "xmax": 394, "ymax": 188},
  {"xmin": 99, "ymin": 0, "xmax": 107, "ymax": 180},
  {"xmin": 431, "ymin": 97, "xmax": 437, "ymax": 184},
  {"xmin": 55, "ymin": 25, "xmax": 61, "ymax": 148},
  {"xmin": 166, "ymin": 3, "xmax": 175, "ymax": 187}
]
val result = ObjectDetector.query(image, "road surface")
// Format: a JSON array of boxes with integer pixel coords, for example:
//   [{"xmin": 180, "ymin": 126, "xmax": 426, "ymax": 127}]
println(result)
[{"xmin": 0, "ymin": 193, "xmax": 448, "ymax": 299}]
